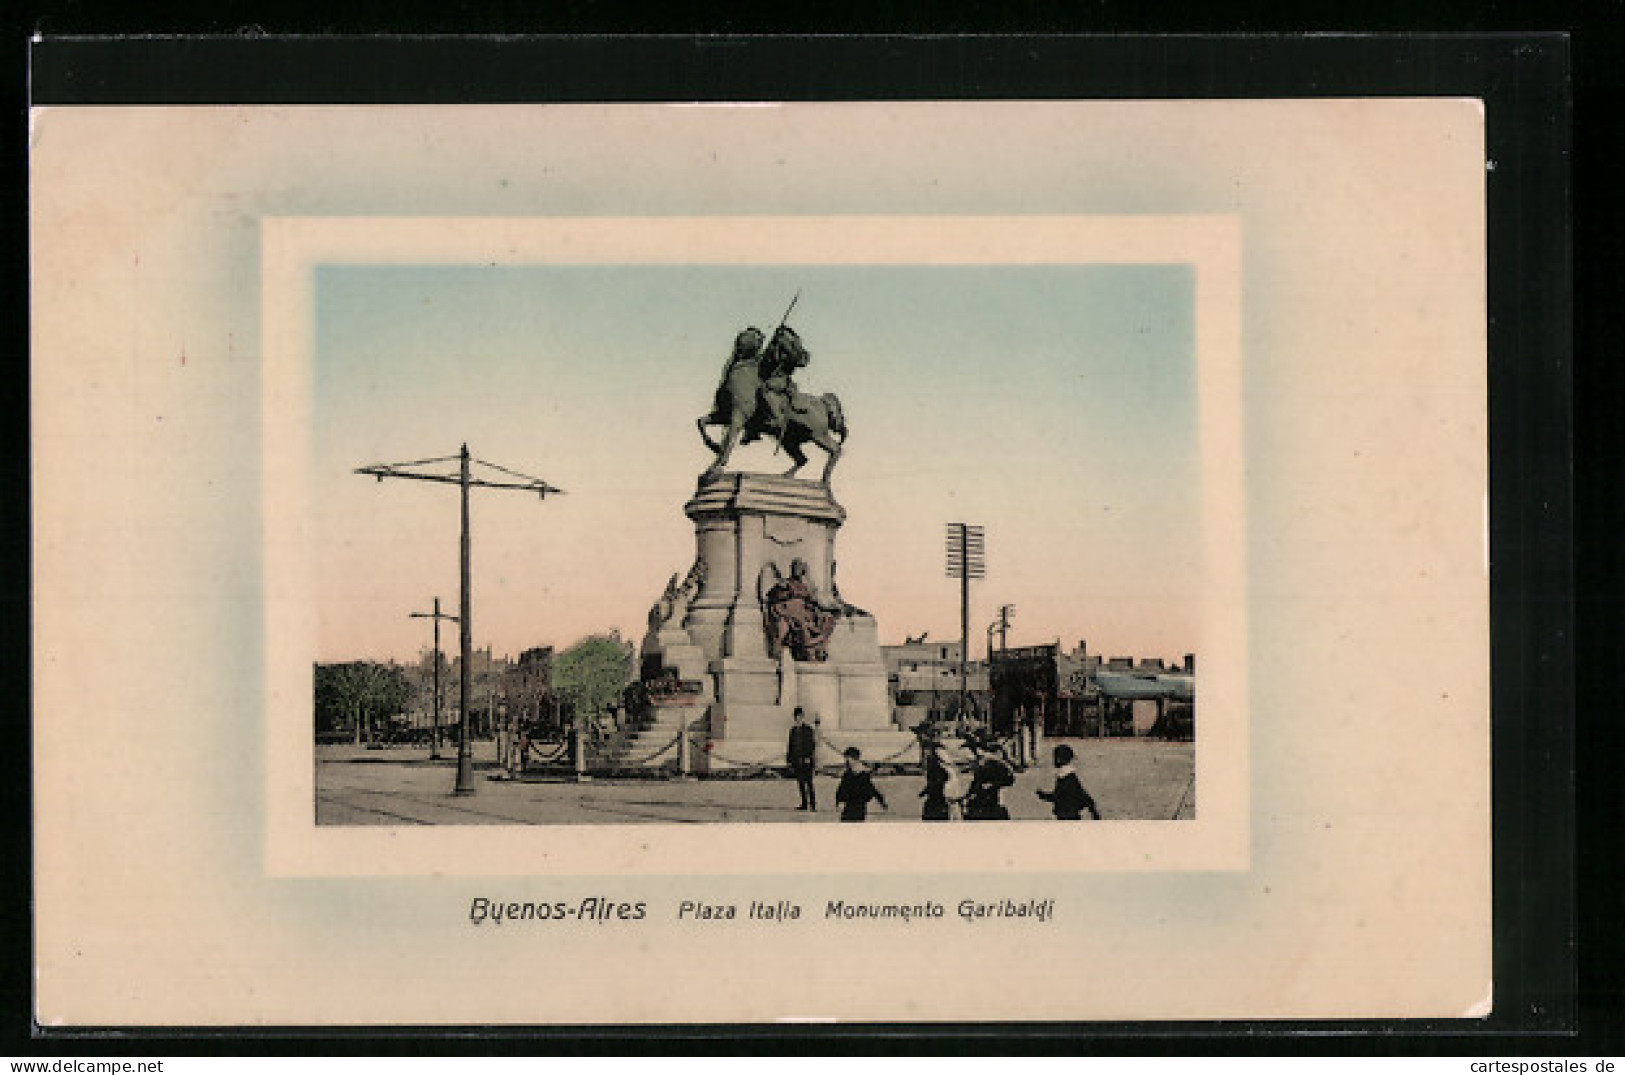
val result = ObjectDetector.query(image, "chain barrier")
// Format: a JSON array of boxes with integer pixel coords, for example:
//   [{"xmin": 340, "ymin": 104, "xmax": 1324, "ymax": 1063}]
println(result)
[
  {"xmin": 605, "ymin": 727, "xmax": 685, "ymax": 769},
  {"xmin": 809, "ymin": 731, "xmax": 851, "ymax": 775},
  {"xmin": 872, "ymin": 739, "xmax": 925, "ymax": 764},
  {"xmin": 524, "ymin": 738, "xmax": 571, "ymax": 765},
  {"xmin": 814, "ymin": 730, "xmax": 923, "ymax": 768},
  {"xmin": 522, "ymin": 726, "xmax": 928, "ymax": 778},
  {"xmin": 700, "ymin": 745, "xmax": 785, "ymax": 775}
]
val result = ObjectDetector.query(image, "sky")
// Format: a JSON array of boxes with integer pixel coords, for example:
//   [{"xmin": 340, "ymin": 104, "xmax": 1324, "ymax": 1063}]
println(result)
[{"xmin": 313, "ymin": 262, "xmax": 1198, "ymax": 665}]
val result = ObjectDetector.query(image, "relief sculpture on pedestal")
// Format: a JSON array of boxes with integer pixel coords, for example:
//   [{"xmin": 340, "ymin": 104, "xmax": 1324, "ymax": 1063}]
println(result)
[{"xmin": 759, "ymin": 558, "xmax": 839, "ymax": 662}]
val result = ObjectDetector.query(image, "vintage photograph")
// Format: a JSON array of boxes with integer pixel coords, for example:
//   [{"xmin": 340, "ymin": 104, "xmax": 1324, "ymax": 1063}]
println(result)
[{"xmin": 310, "ymin": 260, "xmax": 1201, "ymax": 827}]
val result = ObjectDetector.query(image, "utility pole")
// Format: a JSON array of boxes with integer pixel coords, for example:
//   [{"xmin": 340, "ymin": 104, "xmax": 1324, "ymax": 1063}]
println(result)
[
  {"xmin": 986, "ymin": 604, "xmax": 1015, "ymax": 737},
  {"xmin": 486, "ymin": 666, "xmax": 496, "ymax": 742},
  {"xmin": 358, "ymin": 444, "xmax": 562, "ymax": 795},
  {"xmin": 409, "ymin": 596, "xmax": 458, "ymax": 760},
  {"xmin": 945, "ymin": 523, "xmax": 985, "ymax": 723}
]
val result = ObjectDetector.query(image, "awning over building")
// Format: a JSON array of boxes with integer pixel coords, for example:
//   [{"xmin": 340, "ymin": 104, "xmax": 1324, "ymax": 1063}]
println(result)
[
  {"xmin": 1095, "ymin": 671, "xmax": 1195, "ymax": 701},
  {"xmin": 1155, "ymin": 673, "xmax": 1195, "ymax": 700}
]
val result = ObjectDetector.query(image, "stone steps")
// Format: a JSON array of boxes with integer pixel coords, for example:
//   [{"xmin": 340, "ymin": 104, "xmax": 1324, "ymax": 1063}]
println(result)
[{"xmin": 599, "ymin": 705, "xmax": 709, "ymax": 768}]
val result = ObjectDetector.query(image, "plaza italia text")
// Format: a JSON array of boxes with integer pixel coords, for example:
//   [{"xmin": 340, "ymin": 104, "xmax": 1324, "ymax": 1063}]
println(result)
[{"xmin": 468, "ymin": 897, "xmax": 1055, "ymax": 925}]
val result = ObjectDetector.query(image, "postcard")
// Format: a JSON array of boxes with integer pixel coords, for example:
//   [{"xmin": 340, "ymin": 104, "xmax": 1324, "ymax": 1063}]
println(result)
[{"xmin": 32, "ymin": 99, "xmax": 1489, "ymax": 1025}]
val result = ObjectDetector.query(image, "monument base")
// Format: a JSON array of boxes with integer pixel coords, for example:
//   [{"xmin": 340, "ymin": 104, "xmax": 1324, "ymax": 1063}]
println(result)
[{"xmin": 639, "ymin": 471, "xmax": 909, "ymax": 771}]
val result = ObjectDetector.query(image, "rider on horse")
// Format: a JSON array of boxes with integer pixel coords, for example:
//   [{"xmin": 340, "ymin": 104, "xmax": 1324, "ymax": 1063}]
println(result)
[
  {"xmin": 750, "ymin": 325, "xmax": 811, "ymax": 444},
  {"xmin": 699, "ymin": 320, "xmax": 845, "ymax": 485}
]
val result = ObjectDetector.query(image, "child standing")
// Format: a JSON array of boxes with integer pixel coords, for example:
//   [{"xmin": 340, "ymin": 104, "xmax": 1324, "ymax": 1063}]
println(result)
[
  {"xmin": 1036, "ymin": 744, "xmax": 1102, "ymax": 820},
  {"xmin": 835, "ymin": 746, "xmax": 888, "ymax": 822}
]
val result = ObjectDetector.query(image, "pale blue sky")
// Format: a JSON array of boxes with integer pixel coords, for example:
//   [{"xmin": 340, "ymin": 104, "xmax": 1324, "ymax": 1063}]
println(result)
[{"xmin": 314, "ymin": 263, "xmax": 1197, "ymax": 663}]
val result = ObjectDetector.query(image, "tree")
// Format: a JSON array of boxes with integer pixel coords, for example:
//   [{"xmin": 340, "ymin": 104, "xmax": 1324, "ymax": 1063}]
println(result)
[
  {"xmin": 364, "ymin": 661, "xmax": 412, "ymax": 740},
  {"xmin": 313, "ymin": 661, "xmax": 413, "ymax": 744},
  {"xmin": 315, "ymin": 663, "xmax": 362, "ymax": 738},
  {"xmin": 550, "ymin": 635, "xmax": 633, "ymax": 729},
  {"xmin": 503, "ymin": 646, "xmax": 556, "ymax": 735}
]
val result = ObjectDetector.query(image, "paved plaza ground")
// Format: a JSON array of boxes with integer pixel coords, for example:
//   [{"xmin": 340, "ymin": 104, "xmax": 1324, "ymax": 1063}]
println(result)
[{"xmin": 316, "ymin": 738, "xmax": 1195, "ymax": 825}]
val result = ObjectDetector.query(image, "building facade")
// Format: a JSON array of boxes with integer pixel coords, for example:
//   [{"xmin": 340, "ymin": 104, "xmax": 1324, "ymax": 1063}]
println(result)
[
  {"xmin": 880, "ymin": 639, "xmax": 990, "ymax": 728},
  {"xmin": 884, "ymin": 637, "xmax": 1198, "ymax": 740}
]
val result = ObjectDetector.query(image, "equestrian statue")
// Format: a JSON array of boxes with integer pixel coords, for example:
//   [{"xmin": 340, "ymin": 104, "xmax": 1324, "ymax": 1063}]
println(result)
[{"xmin": 696, "ymin": 306, "xmax": 847, "ymax": 486}]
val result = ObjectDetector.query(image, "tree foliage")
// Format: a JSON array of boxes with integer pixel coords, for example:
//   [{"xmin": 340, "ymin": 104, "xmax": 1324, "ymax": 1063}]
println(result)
[
  {"xmin": 314, "ymin": 661, "xmax": 413, "ymax": 741},
  {"xmin": 502, "ymin": 646, "xmax": 556, "ymax": 731},
  {"xmin": 550, "ymin": 635, "xmax": 632, "ymax": 725}
]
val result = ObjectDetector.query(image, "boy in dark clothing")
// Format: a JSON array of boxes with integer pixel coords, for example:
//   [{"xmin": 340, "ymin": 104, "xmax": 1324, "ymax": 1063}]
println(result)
[
  {"xmin": 963, "ymin": 737, "xmax": 1015, "ymax": 821},
  {"xmin": 835, "ymin": 746, "xmax": 888, "ymax": 822},
  {"xmin": 786, "ymin": 707, "xmax": 818, "ymax": 811},
  {"xmin": 1037, "ymin": 744, "xmax": 1102, "ymax": 820}
]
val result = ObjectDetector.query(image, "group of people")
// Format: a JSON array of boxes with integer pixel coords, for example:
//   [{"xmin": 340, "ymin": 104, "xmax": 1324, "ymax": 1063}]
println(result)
[{"xmin": 785, "ymin": 708, "xmax": 1102, "ymax": 823}]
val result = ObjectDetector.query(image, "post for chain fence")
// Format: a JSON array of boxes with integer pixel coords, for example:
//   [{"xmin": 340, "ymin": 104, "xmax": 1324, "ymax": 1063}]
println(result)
[
  {"xmin": 574, "ymin": 718, "xmax": 589, "ymax": 782},
  {"xmin": 678, "ymin": 715, "xmax": 692, "ymax": 778}
]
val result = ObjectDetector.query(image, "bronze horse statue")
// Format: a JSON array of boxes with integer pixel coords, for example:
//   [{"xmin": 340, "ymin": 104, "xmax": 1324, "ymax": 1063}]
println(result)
[{"xmin": 696, "ymin": 325, "xmax": 846, "ymax": 485}]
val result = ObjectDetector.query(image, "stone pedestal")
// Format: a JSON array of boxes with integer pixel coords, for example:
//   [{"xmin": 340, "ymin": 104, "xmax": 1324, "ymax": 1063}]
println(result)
[{"xmin": 639, "ymin": 473, "xmax": 912, "ymax": 771}]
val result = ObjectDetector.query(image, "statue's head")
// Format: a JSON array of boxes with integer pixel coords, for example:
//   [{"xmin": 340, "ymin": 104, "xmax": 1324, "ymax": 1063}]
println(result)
[
  {"xmin": 790, "ymin": 558, "xmax": 810, "ymax": 579},
  {"xmin": 769, "ymin": 325, "xmax": 809, "ymax": 368},
  {"xmin": 734, "ymin": 327, "xmax": 765, "ymax": 356}
]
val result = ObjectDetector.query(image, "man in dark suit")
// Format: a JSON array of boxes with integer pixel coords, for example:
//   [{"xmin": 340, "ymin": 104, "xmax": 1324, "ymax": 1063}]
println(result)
[
  {"xmin": 786, "ymin": 707, "xmax": 818, "ymax": 811},
  {"xmin": 1036, "ymin": 744, "xmax": 1102, "ymax": 820}
]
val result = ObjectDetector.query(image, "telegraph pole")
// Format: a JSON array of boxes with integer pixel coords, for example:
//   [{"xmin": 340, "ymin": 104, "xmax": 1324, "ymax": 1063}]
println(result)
[
  {"xmin": 945, "ymin": 523, "xmax": 985, "ymax": 722},
  {"xmin": 359, "ymin": 444, "xmax": 562, "ymax": 795},
  {"xmin": 986, "ymin": 604, "xmax": 1015, "ymax": 738},
  {"xmin": 409, "ymin": 597, "xmax": 458, "ymax": 760},
  {"xmin": 457, "ymin": 445, "xmax": 473, "ymax": 791}
]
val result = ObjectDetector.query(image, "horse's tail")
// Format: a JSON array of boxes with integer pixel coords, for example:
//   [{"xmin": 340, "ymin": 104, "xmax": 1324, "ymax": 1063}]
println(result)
[
  {"xmin": 696, "ymin": 416, "xmax": 724, "ymax": 453},
  {"xmin": 822, "ymin": 393, "xmax": 847, "ymax": 439}
]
